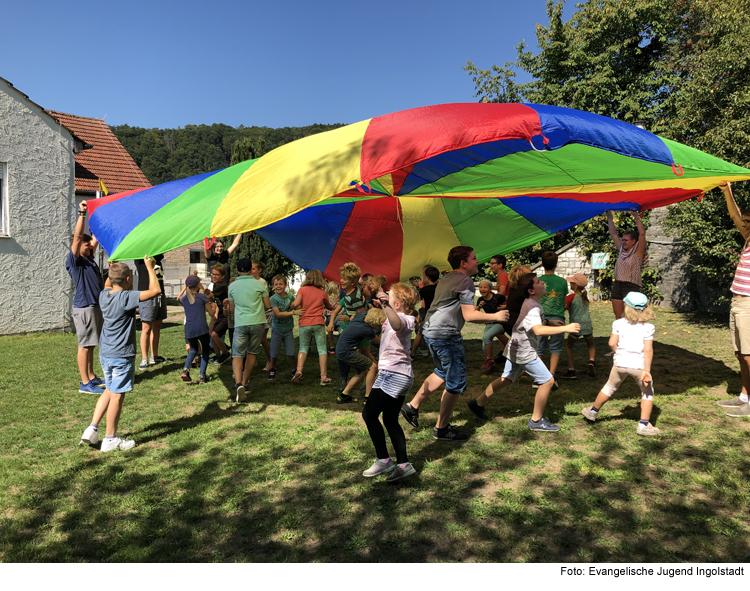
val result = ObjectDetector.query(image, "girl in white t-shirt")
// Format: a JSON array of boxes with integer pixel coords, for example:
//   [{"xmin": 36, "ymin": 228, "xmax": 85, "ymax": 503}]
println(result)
[
  {"xmin": 468, "ymin": 273, "xmax": 580, "ymax": 432},
  {"xmin": 361, "ymin": 284, "xmax": 419, "ymax": 483},
  {"xmin": 581, "ymin": 291, "xmax": 659, "ymax": 436}
]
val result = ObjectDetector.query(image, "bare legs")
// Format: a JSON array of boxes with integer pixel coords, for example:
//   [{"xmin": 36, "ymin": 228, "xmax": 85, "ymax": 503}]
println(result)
[
  {"xmin": 77, "ymin": 346, "xmax": 95, "ymax": 383},
  {"xmin": 91, "ymin": 389, "xmax": 125, "ymax": 437}
]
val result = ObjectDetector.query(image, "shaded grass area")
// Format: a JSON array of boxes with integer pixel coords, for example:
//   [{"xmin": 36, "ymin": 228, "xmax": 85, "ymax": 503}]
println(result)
[{"xmin": 1, "ymin": 302, "xmax": 749, "ymax": 562}]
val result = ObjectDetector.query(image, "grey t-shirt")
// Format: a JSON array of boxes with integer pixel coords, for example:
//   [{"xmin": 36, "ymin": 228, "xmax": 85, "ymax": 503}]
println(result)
[
  {"xmin": 99, "ymin": 288, "xmax": 142, "ymax": 358},
  {"xmin": 421, "ymin": 271, "xmax": 475, "ymax": 339}
]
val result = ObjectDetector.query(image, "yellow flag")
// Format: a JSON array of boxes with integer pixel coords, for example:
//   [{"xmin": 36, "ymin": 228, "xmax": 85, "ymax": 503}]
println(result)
[{"xmin": 98, "ymin": 178, "xmax": 108, "ymax": 196}]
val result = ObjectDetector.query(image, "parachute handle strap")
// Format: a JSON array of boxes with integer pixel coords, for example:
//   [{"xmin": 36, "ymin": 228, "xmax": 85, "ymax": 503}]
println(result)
[
  {"xmin": 204, "ymin": 236, "xmax": 216, "ymax": 251},
  {"xmin": 528, "ymin": 134, "xmax": 550, "ymax": 153},
  {"xmin": 350, "ymin": 180, "xmax": 372, "ymax": 195},
  {"xmin": 671, "ymin": 163, "xmax": 684, "ymax": 176}
]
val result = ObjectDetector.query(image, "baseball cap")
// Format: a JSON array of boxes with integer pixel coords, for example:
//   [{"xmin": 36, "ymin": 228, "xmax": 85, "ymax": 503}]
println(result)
[{"xmin": 623, "ymin": 291, "xmax": 648, "ymax": 310}]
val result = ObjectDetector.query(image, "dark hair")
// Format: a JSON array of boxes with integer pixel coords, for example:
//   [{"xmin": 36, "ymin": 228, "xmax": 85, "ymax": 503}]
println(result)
[
  {"xmin": 541, "ymin": 251, "xmax": 558, "ymax": 271},
  {"xmin": 424, "ymin": 266, "xmax": 440, "ymax": 282},
  {"xmin": 519, "ymin": 273, "xmax": 538, "ymax": 298},
  {"xmin": 447, "ymin": 245, "xmax": 474, "ymax": 270},
  {"xmin": 622, "ymin": 230, "xmax": 638, "ymax": 242},
  {"xmin": 252, "ymin": 261, "xmax": 265, "ymax": 273},
  {"xmin": 491, "ymin": 254, "xmax": 506, "ymax": 268},
  {"xmin": 69, "ymin": 233, "xmax": 92, "ymax": 245}
]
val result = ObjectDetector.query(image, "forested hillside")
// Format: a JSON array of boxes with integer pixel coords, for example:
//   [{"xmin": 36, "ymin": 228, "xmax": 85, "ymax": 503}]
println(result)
[{"xmin": 111, "ymin": 122, "xmax": 346, "ymax": 185}]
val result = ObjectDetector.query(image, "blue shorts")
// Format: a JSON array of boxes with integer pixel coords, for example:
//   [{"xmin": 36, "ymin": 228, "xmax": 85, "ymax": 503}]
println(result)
[
  {"xmin": 501, "ymin": 356, "xmax": 553, "ymax": 384},
  {"xmin": 99, "ymin": 356, "xmax": 135, "ymax": 394},
  {"xmin": 271, "ymin": 327, "xmax": 295, "ymax": 358},
  {"xmin": 425, "ymin": 335, "xmax": 467, "ymax": 395},
  {"xmin": 537, "ymin": 316, "xmax": 565, "ymax": 356},
  {"xmin": 232, "ymin": 324, "xmax": 265, "ymax": 358}
]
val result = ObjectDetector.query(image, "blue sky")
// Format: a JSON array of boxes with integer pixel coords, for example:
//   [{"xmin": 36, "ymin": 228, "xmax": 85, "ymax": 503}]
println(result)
[{"xmin": 2, "ymin": 1, "xmax": 573, "ymax": 129}]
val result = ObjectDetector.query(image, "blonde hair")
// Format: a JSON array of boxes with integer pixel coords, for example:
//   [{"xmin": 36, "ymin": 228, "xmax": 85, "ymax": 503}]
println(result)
[
  {"xmin": 211, "ymin": 264, "xmax": 226, "ymax": 278},
  {"xmin": 389, "ymin": 283, "xmax": 418, "ymax": 314},
  {"xmin": 364, "ymin": 308, "xmax": 386, "ymax": 329},
  {"xmin": 326, "ymin": 281, "xmax": 340, "ymax": 299},
  {"xmin": 301, "ymin": 269, "xmax": 326, "ymax": 290},
  {"xmin": 624, "ymin": 304, "xmax": 655, "ymax": 323},
  {"xmin": 339, "ymin": 262, "xmax": 362, "ymax": 284},
  {"xmin": 272, "ymin": 274, "xmax": 287, "ymax": 285},
  {"xmin": 508, "ymin": 265, "xmax": 531, "ymax": 289},
  {"xmin": 186, "ymin": 286, "xmax": 197, "ymax": 305},
  {"xmin": 372, "ymin": 274, "xmax": 387, "ymax": 289},
  {"xmin": 108, "ymin": 262, "xmax": 132, "ymax": 287}
]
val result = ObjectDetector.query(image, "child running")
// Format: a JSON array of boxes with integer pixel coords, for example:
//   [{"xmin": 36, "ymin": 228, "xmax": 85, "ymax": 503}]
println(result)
[
  {"xmin": 467, "ymin": 273, "xmax": 580, "ymax": 432},
  {"xmin": 362, "ymin": 284, "xmax": 419, "ymax": 483},
  {"xmin": 268, "ymin": 274, "xmax": 304, "ymax": 381},
  {"xmin": 581, "ymin": 292, "xmax": 659, "ymax": 436},
  {"xmin": 179, "ymin": 274, "xmax": 212, "ymax": 384},
  {"xmin": 563, "ymin": 273, "xmax": 596, "ymax": 379},
  {"xmin": 336, "ymin": 308, "xmax": 385, "ymax": 404},
  {"xmin": 292, "ymin": 269, "xmax": 335, "ymax": 385}
]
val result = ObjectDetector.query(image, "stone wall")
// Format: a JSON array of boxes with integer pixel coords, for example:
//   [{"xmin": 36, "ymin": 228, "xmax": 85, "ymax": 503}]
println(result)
[{"xmin": 0, "ymin": 82, "xmax": 76, "ymax": 334}]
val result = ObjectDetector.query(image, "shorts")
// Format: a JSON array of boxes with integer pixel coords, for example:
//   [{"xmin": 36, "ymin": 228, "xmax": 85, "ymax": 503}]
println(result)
[
  {"xmin": 730, "ymin": 296, "xmax": 750, "ymax": 354},
  {"xmin": 212, "ymin": 316, "xmax": 229, "ymax": 337},
  {"xmin": 537, "ymin": 316, "xmax": 565, "ymax": 356},
  {"xmin": 72, "ymin": 306, "xmax": 102, "ymax": 347},
  {"xmin": 99, "ymin": 356, "xmax": 135, "ymax": 394},
  {"xmin": 611, "ymin": 280, "xmax": 641, "ymax": 301},
  {"xmin": 602, "ymin": 365, "xmax": 654, "ymax": 399},
  {"xmin": 482, "ymin": 323, "xmax": 505, "ymax": 346},
  {"xmin": 417, "ymin": 308, "xmax": 427, "ymax": 335},
  {"xmin": 139, "ymin": 295, "xmax": 167, "ymax": 322},
  {"xmin": 568, "ymin": 332, "xmax": 593, "ymax": 340},
  {"xmin": 299, "ymin": 324, "xmax": 327, "ymax": 355},
  {"xmin": 340, "ymin": 351, "xmax": 373, "ymax": 374},
  {"xmin": 271, "ymin": 327, "xmax": 295, "ymax": 358},
  {"xmin": 501, "ymin": 356, "xmax": 553, "ymax": 385},
  {"xmin": 232, "ymin": 324, "xmax": 265, "ymax": 358},
  {"xmin": 425, "ymin": 335, "xmax": 467, "ymax": 395}
]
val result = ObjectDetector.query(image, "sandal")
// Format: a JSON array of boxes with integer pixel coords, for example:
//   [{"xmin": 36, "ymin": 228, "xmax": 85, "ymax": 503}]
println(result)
[
  {"xmin": 181, "ymin": 369, "xmax": 191, "ymax": 383},
  {"xmin": 320, "ymin": 377, "xmax": 333, "ymax": 386},
  {"xmin": 291, "ymin": 369, "xmax": 303, "ymax": 384}
]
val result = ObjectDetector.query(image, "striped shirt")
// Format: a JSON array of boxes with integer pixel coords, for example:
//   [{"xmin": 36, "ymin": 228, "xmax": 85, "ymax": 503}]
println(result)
[
  {"xmin": 373, "ymin": 370, "xmax": 413, "ymax": 399},
  {"xmin": 731, "ymin": 239, "xmax": 750, "ymax": 296},
  {"xmin": 614, "ymin": 244, "xmax": 643, "ymax": 286}
]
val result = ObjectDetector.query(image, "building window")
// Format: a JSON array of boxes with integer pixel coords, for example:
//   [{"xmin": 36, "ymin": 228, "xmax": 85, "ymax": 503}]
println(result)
[
  {"xmin": 0, "ymin": 164, "xmax": 8, "ymax": 237},
  {"xmin": 189, "ymin": 249, "xmax": 202, "ymax": 264}
]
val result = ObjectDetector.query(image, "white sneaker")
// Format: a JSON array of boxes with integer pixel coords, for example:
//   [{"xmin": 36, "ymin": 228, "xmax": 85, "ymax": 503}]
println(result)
[
  {"xmin": 79, "ymin": 425, "xmax": 99, "ymax": 446},
  {"xmin": 100, "ymin": 436, "xmax": 136, "ymax": 452}
]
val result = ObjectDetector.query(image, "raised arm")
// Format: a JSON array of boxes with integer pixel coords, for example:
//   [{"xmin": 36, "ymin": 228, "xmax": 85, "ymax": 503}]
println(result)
[
  {"xmin": 720, "ymin": 182, "xmax": 750, "ymax": 240},
  {"xmin": 139, "ymin": 257, "xmax": 161, "ymax": 302},
  {"xmin": 376, "ymin": 288, "xmax": 403, "ymax": 331},
  {"xmin": 634, "ymin": 211, "xmax": 647, "ymax": 260},
  {"xmin": 607, "ymin": 210, "xmax": 621, "ymax": 251},
  {"xmin": 71, "ymin": 201, "xmax": 88, "ymax": 257},
  {"xmin": 227, "ymin": 233, "xmax": 243, "ymax": 255}
]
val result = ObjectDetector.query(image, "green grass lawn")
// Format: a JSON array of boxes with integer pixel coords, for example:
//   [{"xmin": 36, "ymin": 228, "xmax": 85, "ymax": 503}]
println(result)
[{"xmin": 1, "ymin": 302, "xmax": 749, "ymax": 562}]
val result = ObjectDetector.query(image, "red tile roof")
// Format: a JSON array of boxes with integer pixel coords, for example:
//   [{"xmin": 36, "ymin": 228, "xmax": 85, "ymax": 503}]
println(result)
[{"xmin": 46, "ymin": 111, "xmax": 151, "ymax": 194}]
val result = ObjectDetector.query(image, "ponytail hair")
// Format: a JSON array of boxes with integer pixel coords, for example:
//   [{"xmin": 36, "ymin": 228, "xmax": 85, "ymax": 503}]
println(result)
[
  {"xmin": 518, "ymin": 273, "xmax": 537, "ymax": 299},
  {"xmin": 579, "ymin": 285, "xmax": 589, "ymax": 306}
]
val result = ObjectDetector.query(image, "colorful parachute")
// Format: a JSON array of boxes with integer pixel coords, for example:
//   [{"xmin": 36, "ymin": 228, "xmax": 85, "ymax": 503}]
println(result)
[{"xmin": 88, "ymin": 103, "xmax": 750, "ymax": 284}]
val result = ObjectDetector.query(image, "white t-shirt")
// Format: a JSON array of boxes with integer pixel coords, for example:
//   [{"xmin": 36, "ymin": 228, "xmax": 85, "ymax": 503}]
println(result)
[
  {"xmin": 377, "ymin": 312, "xmax": 415, "ymax": 378},
  {"xmin": 612, "ymin": 318, "xmax": 655, "ymax": 369},
  {"xmin": 505, "ymin": 300, "xmax": 543, "ymax": 365}
]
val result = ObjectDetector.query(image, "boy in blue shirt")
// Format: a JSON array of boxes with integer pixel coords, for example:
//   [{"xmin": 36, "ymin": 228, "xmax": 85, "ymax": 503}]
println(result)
[{"xmin": 79, "ymin": 258, "xmax": 161, "ymax": 452}]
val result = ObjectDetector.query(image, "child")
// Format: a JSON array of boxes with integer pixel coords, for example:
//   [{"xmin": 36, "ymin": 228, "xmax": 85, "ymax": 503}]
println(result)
[
  {"xmin": 325, "ymin": 281, "xmax": 340, "ymax": 355},
  {"xmin": 336, "ymin": 308, "xmax": 385, "ymax": 404},
  {"xmin": 79, "ymin": 258, "xmax": 161, "ymax": 452},
  {"xmin": 581, "ymin": 292, "xmax": 658, "ymax": 436},
  {"xmin": 476, "ymin": 280, "xmax": 507, "ymax": 372},
  {"xmin": 535, "ymin": 251, "xmax": 568, "ymax": 388},
  {"xmin": 292, "ymin": 269, "xmax": 335, "ymax": 385},
  {"xmin": 467, "ymin": 273, "xmax": 580, "ymax": 432},
  {"xmin": 269, "ymin": 275, "xmax": 303, "ymax": 380},
  {"xmin": 362, "ymin": 284, "xmax": 419, "ymax": 482},
  {"xmin": 179, "ymin": 274, "xmax": 212, "ymax": 384},
  {"xmin": 410, "ymin": 265, "xmax": 439, "ymax": 359},
  {"xmin": 563, "ymin": 273, "xmax": 596, "ymax": 379},
  {"xmin": 251, "ymin": 261, "xmax": 274, "ymax": 371}
]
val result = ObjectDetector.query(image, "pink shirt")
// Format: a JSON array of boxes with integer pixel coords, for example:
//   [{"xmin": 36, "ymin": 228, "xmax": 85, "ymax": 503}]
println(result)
[
  {"xmin": 297, "ymin": 285, "xmax": 327, "ymax": 327},
  {"xmin": 377, "ymin": 312, "xmax": 416, "ymax": 377},
  {"xmin": 731, "ymin": 240, "xmax": 750, "ymax": 296}
]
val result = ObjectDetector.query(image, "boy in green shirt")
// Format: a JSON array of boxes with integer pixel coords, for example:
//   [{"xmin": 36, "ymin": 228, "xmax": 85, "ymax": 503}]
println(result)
[{"xmin": 535, "ymin": 251, "xmax": 568, "ymax": 388}]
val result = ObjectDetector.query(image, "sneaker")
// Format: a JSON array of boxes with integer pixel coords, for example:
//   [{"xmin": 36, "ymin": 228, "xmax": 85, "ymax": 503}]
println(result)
[
  {"xmin": 101, "ymin": 436, "xmax": 136, "ymax": 453},
  {"xmin": 181, "ymin": 369, "xmax": 191, "ymax": 382},
  {"xmin": 362, "ymin": 459, "xmax": 396, "ymax": 477},
  {"xmin": 433, "ymin": 424, "xmax": 469, "ymax": 442},
  {"xmin": 337, "ymin": 392, "xmax": 356, "ymax": 404},
  {"xmin": 198, "ymin": 374, "xmax": 208, "ymax": 385},
  {"xmin": 581, "ymin": 407, "xmax": 598, "ymax": 422},
  {"xmin": 79, "ymin": 381, "xmax": 104, "ymax": 394},
  {"xmin": 91, "ymin": 376, "xmax": 105, "ymax": 387},
  {"xmin": 587, "ymin": 360, "xmax": 596, "ymax": 377},
  {"xmin": 79, "ymin": 425, "xmax": 99, "ymax": 446},
  {"xmin": 386, "ymin": 463, "xmax": 416, "ymax": 483},
  {"xmin": 564, "ymin": 369, "xmax": 577, "ymax": 380},
  {"xmin": 636, "ymin": 422, "xmax": 660, "ymax": 436},
  {"xmin": 400, "ymin": 403, "xmax": 419, "ymax": 429},
  {"xmin": 481, "ymin": 358, "xmax": 495, "ymax": 373},
  {"xmin": 263, "ymin": 362, "xmax": 272, "ymax": 372},
  {"xmin": 339, "ymin": 377, "xmax": 348, "ymax": 391},
  {"xmin": 328, "ymin": 347, "xmax": 336, "ymax": 355},
  {"xmin": 724, "ymin": 403, "xmax": 750, "ymax": 418},
  {"xmin": 151, "ymin": 355, "xmax": 166, "ymax": 364},
  {"xmin": 268, "ymin": 368, "xmax": 276, "ymax": 381},
  {"xmin": 716, "ymin": 396, "xmax": 747, "ymax": 408},
  {"xmin": 235, "ymin": 383, "xmax": 247, "ymax": 403},
  {"xmin": 528, "ymin": 417, "xmax": 561, "ymax": 432},
  {"xmin": 552, "ymin": 378, "xmax": 560, "ymax": 390},
  {"xmin": 531, "ymin": 381, "xmax": 540, "ymax": 389},
  {"xmin": 138, "ymin": 359, "xmax": 149, "ymax": 371},
  {"xmin": 467, "ymin": 398, "xmax": 487, "ymax": 422}
]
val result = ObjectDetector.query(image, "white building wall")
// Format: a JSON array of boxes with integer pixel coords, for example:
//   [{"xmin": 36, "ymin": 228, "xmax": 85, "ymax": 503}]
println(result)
[{"xmin": 0, "ymin": 82, "xmax": 76, "ymax": 334}]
